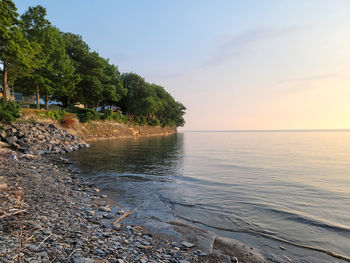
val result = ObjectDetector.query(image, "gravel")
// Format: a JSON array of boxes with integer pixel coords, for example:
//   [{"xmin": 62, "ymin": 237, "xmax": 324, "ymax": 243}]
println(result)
[{"xmin": 0, "ymin": 152, "xmax": 209, "ymax": 262}]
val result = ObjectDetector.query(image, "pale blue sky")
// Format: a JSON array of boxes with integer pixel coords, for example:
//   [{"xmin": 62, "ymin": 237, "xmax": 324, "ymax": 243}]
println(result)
[{"xmin": 14, "ymin": 0, "xmax": 350, "ymax": 130}]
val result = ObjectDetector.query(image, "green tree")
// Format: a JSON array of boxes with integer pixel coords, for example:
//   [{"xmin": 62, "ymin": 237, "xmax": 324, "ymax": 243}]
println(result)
[
  {"xmin": 54, "ymin": 32, "xmax": 90, "ymax": 107},
  {"xmin": 99, "ymin": 62, "xmax": 126, "ymax": 110},
  {"xmin": 40, "ymin": 26, "xmax": 76, "ymax": 109},
  {"xmin": 0, "ymin": 0, "xmax": 32, "ymax": 100},
  {"xmin": 120, "ymin": 73, "xmax": 150, "ymax": 115},
  {"xmin": 20, "ymin": 5, "xmax": 50, "ymax": 108},
  {"xmin": 19, "ymin": 6, "xmax": 76, "ymax": 110},
  {"xmin": 120, "ymin": 73, "xmax": 186, "ymax": 126},
  {"xmin": 76, "ymin": 51, "xmax": 105, "ymax": 108}
]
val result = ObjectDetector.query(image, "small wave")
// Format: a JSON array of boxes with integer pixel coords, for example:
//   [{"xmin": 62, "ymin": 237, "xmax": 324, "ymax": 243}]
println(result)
[
  {"xmin": 159, "ymin": 196, "xmax": 199, "ymax": 208},
  {"xmin": 176, "ymin": 214, "xmax": 350, "ymax": 262},
  {"xmin": 262, "ymin": 206, "xmax": 350, "ymax": 235}
]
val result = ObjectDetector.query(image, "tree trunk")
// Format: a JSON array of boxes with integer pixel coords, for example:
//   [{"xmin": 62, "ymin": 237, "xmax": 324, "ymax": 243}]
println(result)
[
  {"xmin": 45, "ymin": 92, "xmax": 49, "ymax": 110},
  {"xmin": 3, "ymin": 62, "xmax": 10, "ymax": 100},
  {"xmin": 36, "ymin": 84, "xmax": 40, "ymax": 109}
]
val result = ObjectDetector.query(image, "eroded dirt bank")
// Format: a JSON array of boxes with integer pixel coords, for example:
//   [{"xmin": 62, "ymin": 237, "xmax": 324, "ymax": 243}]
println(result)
[{"xmin": 64, "ymin": 121, "xmax": 177, "ymax": 142}]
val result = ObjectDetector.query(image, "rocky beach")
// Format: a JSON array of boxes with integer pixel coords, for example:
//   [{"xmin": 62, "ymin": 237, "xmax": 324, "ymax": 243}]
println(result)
[{"xmin": 0, "ymin": 122, "xmax": 266, "ymax": 263}]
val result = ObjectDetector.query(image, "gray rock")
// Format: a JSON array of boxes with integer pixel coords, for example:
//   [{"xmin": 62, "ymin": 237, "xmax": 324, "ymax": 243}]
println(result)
[
  {"xmin": 26, "ymin": 244, "xmax": 43, "ymax": 252},
  {"xmin": 103, "ymin": 214, "xmax": 115, "ymax": 219},
  {"xmin": 6, "ymin": 136, "xmax": 17, "ymax": 145},
  {"xmin": 8, "ymin": 151, "xmax": 18, "ymax": 160},
  {"xmin": 117, "ymin": 209, "xmax": 125, "ymax": 215},
  {"xmin": 98, "ymin": 206, "xmax": 111, "ymax": 212},
  {"xmin": 112, "ymin": 223, "xmax": 121, "ymax": 230},
  {"xmin": 181, "ymin": 241, "xmax": 195, "ymax": 248},
  {"xmin": 73, "ymin": 257, "xmax": 95, "ymax": 263},
  {"xmin": 86, "ymin": 210, "xmax": 96, "ymax": 216}
]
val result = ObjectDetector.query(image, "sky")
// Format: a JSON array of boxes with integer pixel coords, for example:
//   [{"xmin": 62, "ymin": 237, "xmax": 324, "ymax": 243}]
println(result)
[{"xmin": 14, "ymin": 0, "xmax": 350, "ymax": 130}]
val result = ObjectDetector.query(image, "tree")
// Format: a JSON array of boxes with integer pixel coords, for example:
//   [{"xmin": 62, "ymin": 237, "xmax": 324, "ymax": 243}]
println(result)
[
  {"xmin": 40, "ymin": 26, "xmax": 76, "ymax": 109},
  {"xmin": 0, "ymin": 0, "xmax": 31, "ymax": 100},
  {"xmin": 120, "ymin": 73, "xmax": 150, "ymax": 115},
  {"xmin": 120, "ymin": 73, "xmax": 186, "ymax": 126},
  {"xmin": 75, "ymin": 51, "xmax": 106, "ymax": 108},
  {"xmin": 20, "ymin": 5, "xmax": 50, "ymax": 108},
  {"xmin": 2, "ymin": 1, "xmax": 186, "ymax": 126},
  {"xmin": 19, "ymin": 6, "xmax": 76, "ymax": 109},
  {"xmin": 99, "ymin": 62, "xmax": 126, "ymax": 110}
]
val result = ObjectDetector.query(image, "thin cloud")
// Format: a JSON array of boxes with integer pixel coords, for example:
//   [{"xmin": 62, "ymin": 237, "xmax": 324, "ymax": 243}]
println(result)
[
  {"xmin": 152, "ymin": 26, "xmax": 306, "ymax": 80},
  {"xmin": 202, "ymin": 26, "xmax": 305, "ymax": 68},
  {"xmin": 277, "ymin": 73, "xmax": 350, "ymax": 93},
  {"xmin": 278, "ymin": 73, "xmax": 338, "ymax": 84}
]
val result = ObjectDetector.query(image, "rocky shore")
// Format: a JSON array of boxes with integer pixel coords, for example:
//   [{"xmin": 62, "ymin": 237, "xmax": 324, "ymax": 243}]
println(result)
[
  {"xmin": 0, "ymin": 122, "xmax": 89, "ymax": 155},
  {"xmin": 0, "ymin": 121, "xmax": 266, "ymax": 263},
  {"xmin": 0, "ymin": 151, "xmax": 211, "ymax": 263}
]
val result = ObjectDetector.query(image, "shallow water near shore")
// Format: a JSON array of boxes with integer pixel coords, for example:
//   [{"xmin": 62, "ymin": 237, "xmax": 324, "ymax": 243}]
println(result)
[{"xmin": 65, "ymin": 131, "xmax": 350, "ymax": 262}]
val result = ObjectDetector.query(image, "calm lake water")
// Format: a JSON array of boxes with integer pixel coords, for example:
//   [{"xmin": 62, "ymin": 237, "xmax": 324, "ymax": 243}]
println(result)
[{"xmin": 65, "ymin": 131, "xmax": 350, "ymax": 263}]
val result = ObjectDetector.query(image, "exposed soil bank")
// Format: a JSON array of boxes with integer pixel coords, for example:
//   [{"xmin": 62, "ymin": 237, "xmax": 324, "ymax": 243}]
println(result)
[{"xmin": 64, "ymin": 121, "xmax": 177, "ymax": 142}]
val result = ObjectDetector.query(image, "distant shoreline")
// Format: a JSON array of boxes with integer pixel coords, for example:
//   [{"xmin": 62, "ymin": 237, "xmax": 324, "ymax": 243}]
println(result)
[{"xmin": 182, "ymin": 129, "xmax": 350, "ymax": 133}]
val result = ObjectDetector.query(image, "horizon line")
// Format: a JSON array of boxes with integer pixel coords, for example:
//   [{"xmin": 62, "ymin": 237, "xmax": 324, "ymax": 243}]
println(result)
[{"xmin": 180, "ymin": 129, "xmax": 350, "ymax": 133}]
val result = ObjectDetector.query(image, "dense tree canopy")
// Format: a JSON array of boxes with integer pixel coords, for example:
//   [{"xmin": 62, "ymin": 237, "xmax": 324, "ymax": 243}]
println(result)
[
  {"xmin": 0, "ymin": 0, "xmax": 32, "ymax": 99},
  {"xmin": 1, "ymin": 1, "xmax": 186, "ymax": 126}
]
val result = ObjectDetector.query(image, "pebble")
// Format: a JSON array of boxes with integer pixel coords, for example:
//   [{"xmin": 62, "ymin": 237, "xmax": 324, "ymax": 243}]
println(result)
[
  {"xmin": 73, "ymin": 257, "xmax": 95, "ymax": 263},
  {"xmin": 181, "ymin": 241, "xmax": 195, "ymax": 248},
  {"xmin": 112, "ymin": 223, "xmax": 121, "ymax": 230},
  {"xmin": 27, "ymin": 244, "xmax": 39, "ymax": 252},
  {"xmin": 0, "ymin": 137, "xmax": 236, "ymax": 263},
  {"xmin": 117, "ymin": 209, "xmax": 125, "ymax": 214},
  {"xmin": 103, "ymin": 213, "xmax": 115, "ymax": 219},
  {"xmin": 98, "ymin": 206, "xmax": 111, "ymax": 212}
]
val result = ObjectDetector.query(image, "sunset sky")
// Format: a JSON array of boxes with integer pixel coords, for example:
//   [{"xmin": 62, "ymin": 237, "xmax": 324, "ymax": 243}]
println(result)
[{"xmin": 15, "ymin": 0, "xmax": 350, "ymax": 130}]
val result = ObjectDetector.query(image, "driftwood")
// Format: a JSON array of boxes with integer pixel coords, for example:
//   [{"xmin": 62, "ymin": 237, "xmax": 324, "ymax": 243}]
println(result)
[
  {"xmin": 36, "ymin": 234, "xmax": 52, "ymax": 250},
  {"xmin": 0, "ymin": 209, "xmax": 27, "ymax": 219},
  {"xmin": 112, "ymin": 209, "xmax": 137, "ymax": 224}
]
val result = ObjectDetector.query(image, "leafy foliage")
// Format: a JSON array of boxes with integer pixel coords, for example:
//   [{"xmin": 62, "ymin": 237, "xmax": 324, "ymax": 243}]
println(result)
[
  {"xmin": 71, "ymin": 108, "xmax": 100, "ymax": 123},
  {"xmin": 36, "ymin": 109, "xmax": 65, "ymax": 121},
  {"xmin": 0, "ymin": 97, "xmax": 20, "ymax": 122},
  {"xmin": 1, "ymin": 3, "xmax": 186, "ymax": 127}
]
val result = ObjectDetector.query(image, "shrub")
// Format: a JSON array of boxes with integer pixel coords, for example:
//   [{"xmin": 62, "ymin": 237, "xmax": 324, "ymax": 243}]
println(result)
[
  {"xmin": 79, "ymin": 111, "xmax": 94, "ymax": 123},
  {"xmin": 102, "ymin": 109, "xmax": 114, "ymax": 121},
  {"xmin": 29, "ymin": 103, "xmax": 45, "ymax": 109},
  {"xmin": 147, "ymin": 118, "xmax": 161, "ymax": 126},
  {"xmin": 71, "ymin": 108, "xmax": 101, "ymax": 123},
  {"xmin": 36, "ymin": 109, "xmax": 66, "ymax": 121},
  {"xmin": 61, "ymin": 114, "xmax": 75, "ymax": 128},
  {"xmin": 100, "ymin": 109, "xmax": 130, "ymax": 124},
  {"xmin": 117, "ymin": 114, "xmax": 128, "ymax": 124},
  {"xmin": 0, "ymin": 98, "xmax": 20, "ymax": 122}
]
